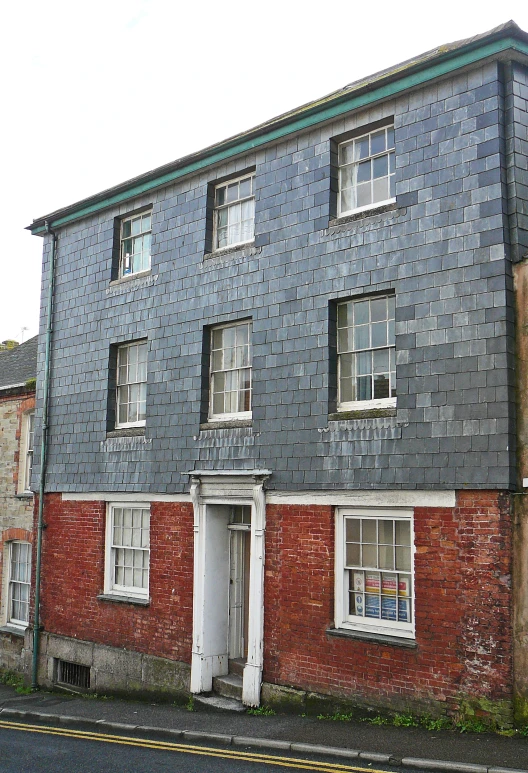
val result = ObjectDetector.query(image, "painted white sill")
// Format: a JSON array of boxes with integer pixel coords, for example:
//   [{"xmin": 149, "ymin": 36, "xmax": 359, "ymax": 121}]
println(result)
[{"xmin": 338, "ymin": 197, "xmax": 396, "ymax": 219}]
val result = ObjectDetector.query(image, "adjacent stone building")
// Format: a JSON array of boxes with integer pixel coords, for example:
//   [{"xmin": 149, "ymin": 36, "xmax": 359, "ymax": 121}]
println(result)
[
  {"xmin": 0, "ymin": 337, "xmax": 37, "ymax": 670},
  {"xmin": 27, "ymin": 22, "xmax": 528, "ymax": 724}
]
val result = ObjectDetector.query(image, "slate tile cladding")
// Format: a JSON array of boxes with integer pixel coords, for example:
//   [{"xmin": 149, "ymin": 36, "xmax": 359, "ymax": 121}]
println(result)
[{"xmin": 35, "ymin": 60, "xmax": 519, "ymax": 493}]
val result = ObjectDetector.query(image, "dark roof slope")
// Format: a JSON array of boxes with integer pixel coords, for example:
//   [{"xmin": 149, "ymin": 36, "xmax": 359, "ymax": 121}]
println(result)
[{"xmin": 0, "ymin": 336, "xmax": 38, "ymax": 391}]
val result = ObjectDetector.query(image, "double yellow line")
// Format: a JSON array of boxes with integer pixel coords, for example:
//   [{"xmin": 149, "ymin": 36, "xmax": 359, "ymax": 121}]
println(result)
[{"xmin": 0, "ymin": 719, "xmax": 391, "ymax": 773}]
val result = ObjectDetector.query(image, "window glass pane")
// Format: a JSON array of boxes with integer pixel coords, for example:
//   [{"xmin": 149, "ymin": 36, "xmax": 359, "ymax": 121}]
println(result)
[
  {"xmin": 340, "ymin": 187, "xmax": 354, "ymax": 213},
  {"xmin": 356, "ymin": 159, "xmax": 371, "ymax": 184},
  {"xmin": 356, "ymin": 182, "xmax": 372, "ymax": 208},
  {"xmin": 373, "ymin": 349, "xmax": 389, "ymax": 373},
  {"xmin": 395, "ymin": 521, "xmax": 410, "ymax": 545},
  {"xmin": 337, "ymin": 303, "xmax": 349, "ymax": 329},
  {"xmin": 387, "ymin": 127, "xmax": 395, "ymax": 149},
  {"xmin": 338, "ymin": 327, "xmax": 351, "ymax": 353},
  {"xmin": 226, "ymin": 182, "xmax": 239, "ymax": 203},
  {"xmin": 356, "ymin": 350, "xmax": 371, "ymax": 376},
  {"xmin": 355, "ymin": 136, "xmax": 370, "ymax": 161},
  {"xmin": 346, "ymin": 518, "xmax": 360, "ymax": 542},
  {"xmin": 378, "ymin": 520, "xmax": 393, "ymax": 544},
  {"xmin": 373, "ymin": 155, "xmax": 388, "ymax": 179},
  {"xmin": 339, "ymin": 352, "xmax": 353, "ymax": 379},
  {"xmin": 356, "ymin": 375, "xmax": 371, "ymax": 401},
  {"xmin": 239, "ymin": 177, "xmax": 251, "ymax": 199},
  {"xmin": 216, "ymin": 186, "xmax": 226, "ymax": 206},
  {"xmin": 354, "ymin": 325, "xmax": 370, "ymax": 351},
  {"xmin": 122, "ymin": 220, "xmax": 131, "ymax": 238},
  {"xmin": 346, "ymin": 542, "xmax": 361, "ymax": 565},
  {"xmin": 340, "ymin": 142, "xmax": 354, "ymax": 165},
  {"xmin": 373, "ymin": 374, "xmax": 389, "ymax": 399},
  {"xmin": 379, "ymin": 545, "xmax": 394, "ymax": 570},
  {"xmin": 370, "ymin": 129, "xmax": 386, "ymax": 155},
  {"xmin": 340, "ymin": 377, "xmax": 354, "ymax": 403},
  {"xmin": 371, "ymin": 322, "xmax": 388, "ymax": 348},
  {"xmin": 362, "ymin": 519, "xmax": 377, "ymax": 543},
  {"xmin": 373, "ymin": 177, "xmax": 389, "ymax": 203},
  {"xmin": 370, "ymin": 298, "xmax": 386, "ymax": 322},
  {"xmin": 395, "ymin": 546, "xmax": 412, "ymax": 572}
]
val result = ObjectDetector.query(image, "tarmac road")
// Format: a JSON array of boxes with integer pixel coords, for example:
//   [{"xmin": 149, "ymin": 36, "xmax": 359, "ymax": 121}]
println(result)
[{"xmin": 0, "ymin": 720, "xmax": 417, "ymax": 773}]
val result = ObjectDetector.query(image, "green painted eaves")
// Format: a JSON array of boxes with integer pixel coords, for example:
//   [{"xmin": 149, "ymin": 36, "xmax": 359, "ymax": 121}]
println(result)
[{"xmin": 28, "ymin": 32, "xmax": 528, "ymax": 235}]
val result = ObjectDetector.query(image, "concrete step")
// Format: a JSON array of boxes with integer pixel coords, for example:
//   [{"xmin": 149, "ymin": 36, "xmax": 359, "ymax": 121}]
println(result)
[
  {"xmin": 193, "ymin": 693, "xmax": 245, "ymax": 712},
  {"xmin": 229, "ymin": 658, "xmax": 245, "ymax": 677},
  {"xmin": 213, "ymin": 673, "xmax": 243, "ymax": 701}
]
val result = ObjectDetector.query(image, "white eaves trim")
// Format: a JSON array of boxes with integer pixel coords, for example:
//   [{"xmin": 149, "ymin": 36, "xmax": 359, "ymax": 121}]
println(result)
[
  {"xmin": 266, "ymin": 490, "xmax": 456, "ymax": 508},
  {"xmin": 62, "ymin": 488, "xmax": 456, "ymax": 508}
]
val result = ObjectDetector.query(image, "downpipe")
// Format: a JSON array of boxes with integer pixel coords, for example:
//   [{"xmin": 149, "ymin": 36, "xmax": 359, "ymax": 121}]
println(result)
[{"xmin": 31, "ymin": 221, "xmax": 56, "ymax": 689}]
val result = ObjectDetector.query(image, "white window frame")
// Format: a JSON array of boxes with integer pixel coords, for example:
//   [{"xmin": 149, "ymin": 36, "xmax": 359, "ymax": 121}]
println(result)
[
  {"xmin": 338, "ymin": 125, "xmax": 395, "ymax": 217},
  {"xmin": 337, "ymin": 295, "xmax": 396, "ymax": 412},
  {"xmin": 18, "ymin": 410, "xmax": 35, "ymax": 494},
  {"xmin": 335, "ymin": 508, "xmax": 415, "ymax": 639},
  {"xmin": 119, "ymin": 210, "xmax": 152, "ymax": 278},
  {"xmin": 104, "ymin": 503, "xmax": 150, "ymax": 600},
  {"xmin": 6, "ymin": 541, "xmax": 32, "ymax": 628},
  {"xmin": 213, "ymin": 172, "xmax": 255, "ymax": 251},
  {"xmin": 116, "ymin": 341, "xmax": 148, "ymax": 429},
  {"xmin": 209, "ymin": 321, "xmax": 252, "ymax": 421}
]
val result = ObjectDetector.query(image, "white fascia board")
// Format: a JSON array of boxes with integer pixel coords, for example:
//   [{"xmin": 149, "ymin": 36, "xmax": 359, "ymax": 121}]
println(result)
[
  {"xmin": 62, "ymin": 489, "xmax": 456, "ymax": 507},
  {"xmin": 266, "ymin": 490, "xmax": 456, "ymax": 508},
  {"xmin": 62, "ymin": 492, "xmax": 190, "ymax": 502}
]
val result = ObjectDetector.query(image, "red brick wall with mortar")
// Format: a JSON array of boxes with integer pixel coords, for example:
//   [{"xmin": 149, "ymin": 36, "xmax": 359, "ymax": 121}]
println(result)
[
  {"xmin": 36, "ymin": 490, "xmax": 512, "ymax": 708},
  {"xmin": 37, "ymin": 495, "xmax": 194, "ymax": 662},
  {"xmin": 263, "ymin": 490, "xmax": 513, "ymax": 710}
]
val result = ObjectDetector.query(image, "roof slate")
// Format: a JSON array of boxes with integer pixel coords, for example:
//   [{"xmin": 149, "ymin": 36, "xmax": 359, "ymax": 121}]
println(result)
[{"xmin": 0, "ymin": 336, "xmax": 38, "ymax": 391}]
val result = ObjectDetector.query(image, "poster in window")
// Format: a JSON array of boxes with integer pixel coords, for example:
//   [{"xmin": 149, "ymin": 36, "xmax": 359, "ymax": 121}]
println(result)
[
  {"xmin": 381, "ymin": 596, "xmax": 397, "ymax": 620},
  {"xmin": 365, "ymin": 573, "xmax": 380, "ymax": 594},
  {"xmin": 365, "ymin": 594, "xmax": 380, "ymax": 618},
  {"xmin": 381, "ymin": 574, "xmax": 397, "ymax": 595},
  {"xmin": 398, "ymin": 598, "xmax": 411, "ymax": 622},
  {"xmin": 354, "ymin": 594, "xmax": 364, "ymax": 616},
  {"xmin": 353, "ymin": 572, "xmax": 364, "ymax": 592}
]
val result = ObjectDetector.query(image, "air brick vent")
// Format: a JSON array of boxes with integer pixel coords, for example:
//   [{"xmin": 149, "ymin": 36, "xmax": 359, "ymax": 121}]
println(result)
[{"xmin": 56, "ymin": 659, "xmax": 90, "ymax": 690}]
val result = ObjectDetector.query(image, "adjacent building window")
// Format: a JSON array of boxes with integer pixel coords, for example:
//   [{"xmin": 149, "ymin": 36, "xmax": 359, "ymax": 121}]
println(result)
[
  {"xmin": 116, "ymin": 341, "xmax": 148, "ymax": 428},
  {"xmin": 120, "ymin": 211, "xmax": 151, "ymax": 277},
  {"xmin": 209, "ymin": 321, "xmax": 252, "ymax": 420},
  {"xmin": 214, "ymin": 173, "xmax": 255, "ymax": 250},
  {"xmin": 105, "ymin": 504, "xmax": 150, "ymax": 599},
  {"xmin": 19, "ymin": 411, "xmax": 35, "ymax": 494},
  {"xmin": 337, "ymin": 295, "xmax": 396, "ymax": 410},
  {"xmin": 7, "ymin": 541, "xmax": 31, "ymax": 627},
  {"xmin": 338, "ymin": 125, "xmax": 395, "ymax": 216},
  {"xmin": 335, "ymin": 510, "xmax": 414, "ymax": 639}
]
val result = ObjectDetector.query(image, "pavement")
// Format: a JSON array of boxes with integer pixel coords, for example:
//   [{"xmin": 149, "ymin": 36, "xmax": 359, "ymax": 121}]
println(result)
[{"xmin": 1, "ymin": 683, "xmax": 528, "ymax": 773}]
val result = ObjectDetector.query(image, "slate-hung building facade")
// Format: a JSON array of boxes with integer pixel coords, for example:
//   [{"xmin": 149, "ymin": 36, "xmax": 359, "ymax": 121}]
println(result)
[{"xmin": 28, "ymin": 22, "xmax": 528, "ymax": 721}]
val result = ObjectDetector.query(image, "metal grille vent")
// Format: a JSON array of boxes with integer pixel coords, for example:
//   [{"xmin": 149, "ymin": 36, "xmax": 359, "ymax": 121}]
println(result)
[{"xmin": 56, "ymin": 660, "xmax": 90, "ymax": 690}]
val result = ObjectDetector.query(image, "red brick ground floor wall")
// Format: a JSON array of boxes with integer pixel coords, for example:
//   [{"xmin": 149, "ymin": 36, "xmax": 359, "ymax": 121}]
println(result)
[
  {"xmin": 264, "ymin": 490, "xmax": 513, "ymax": 714},
  {"xmin": 36, "ymin": 490, "xmax": 512, "ymax": 713},
  {"xmin": 37, "ymin": 495, "xmax": 194, "ymax": 663}
]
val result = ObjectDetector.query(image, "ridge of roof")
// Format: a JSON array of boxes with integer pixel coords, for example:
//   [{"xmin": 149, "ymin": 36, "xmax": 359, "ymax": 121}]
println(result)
[{"xmin": 27, "ymin": 20, "xmax": 528, "ymax": 235}]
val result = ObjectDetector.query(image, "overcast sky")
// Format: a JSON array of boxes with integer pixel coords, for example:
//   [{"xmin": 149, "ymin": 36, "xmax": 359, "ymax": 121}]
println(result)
[{"xmin": 2, "ymin": 1, "xmax": 527, "ymax": 344}]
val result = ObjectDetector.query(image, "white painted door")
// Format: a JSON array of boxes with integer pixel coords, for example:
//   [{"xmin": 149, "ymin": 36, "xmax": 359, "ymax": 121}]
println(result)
[{"xmin": 229, "ymin": 528, "xmax": 250, "ymax": 660}]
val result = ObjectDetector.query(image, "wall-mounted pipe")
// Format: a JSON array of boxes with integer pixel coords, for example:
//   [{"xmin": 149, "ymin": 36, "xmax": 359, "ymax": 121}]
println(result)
[{"xmin": 31, "ymin": 221, "xmax": 57, "ymax": 689}]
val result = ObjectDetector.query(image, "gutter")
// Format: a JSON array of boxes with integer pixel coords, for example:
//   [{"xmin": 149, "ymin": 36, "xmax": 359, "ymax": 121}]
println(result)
[
  {"xmin": 27, "ymin": 26, "xmax": 528, "ymax": 236},
  {"xmin": 31, "ymin": 222, "xmax": 57, "ymax": 689}
]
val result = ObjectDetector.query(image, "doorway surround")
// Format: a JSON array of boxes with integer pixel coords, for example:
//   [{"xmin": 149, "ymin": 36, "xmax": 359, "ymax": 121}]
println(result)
[{"xmin": 188, "ymin": 469, "xmax": 271, "ymax": 706}]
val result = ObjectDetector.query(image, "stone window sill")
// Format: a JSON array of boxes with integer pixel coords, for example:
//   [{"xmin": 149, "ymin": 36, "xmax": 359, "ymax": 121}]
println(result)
[
  {"xmin": 109, "ymin": 270, "xmax": 152, "ymax": 287},
  {"xmin": 204, "ymin": 241, "xmax": 256, "ymax": 260},
  {"xmin": 326, "ymin": 627, "xmax": 417, "ymax": 649},
  {"xmin": 106, "ymin": 427, "xmax": 146, "ymax": 439},
  {"xmin": 200, "ymin": 419, "xmax": 253, "ymax": 431},
  {"xmin": 97, "ymin": 593, "xmax": 150, "ymax": 607},
  {"xmin": 0, "ymin": 624, "xmax": 26, "ymax": 638},
  {"xmin": 328, "ymin": 201, "xmax": 398, "ymax": 228},
  {"xmin": 15, "ymin": 492, "xmax": 33, "ymax": 500},
  {"xmin": 329, "ymin": 408, "xmax": 396, "ymax": 421}
]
